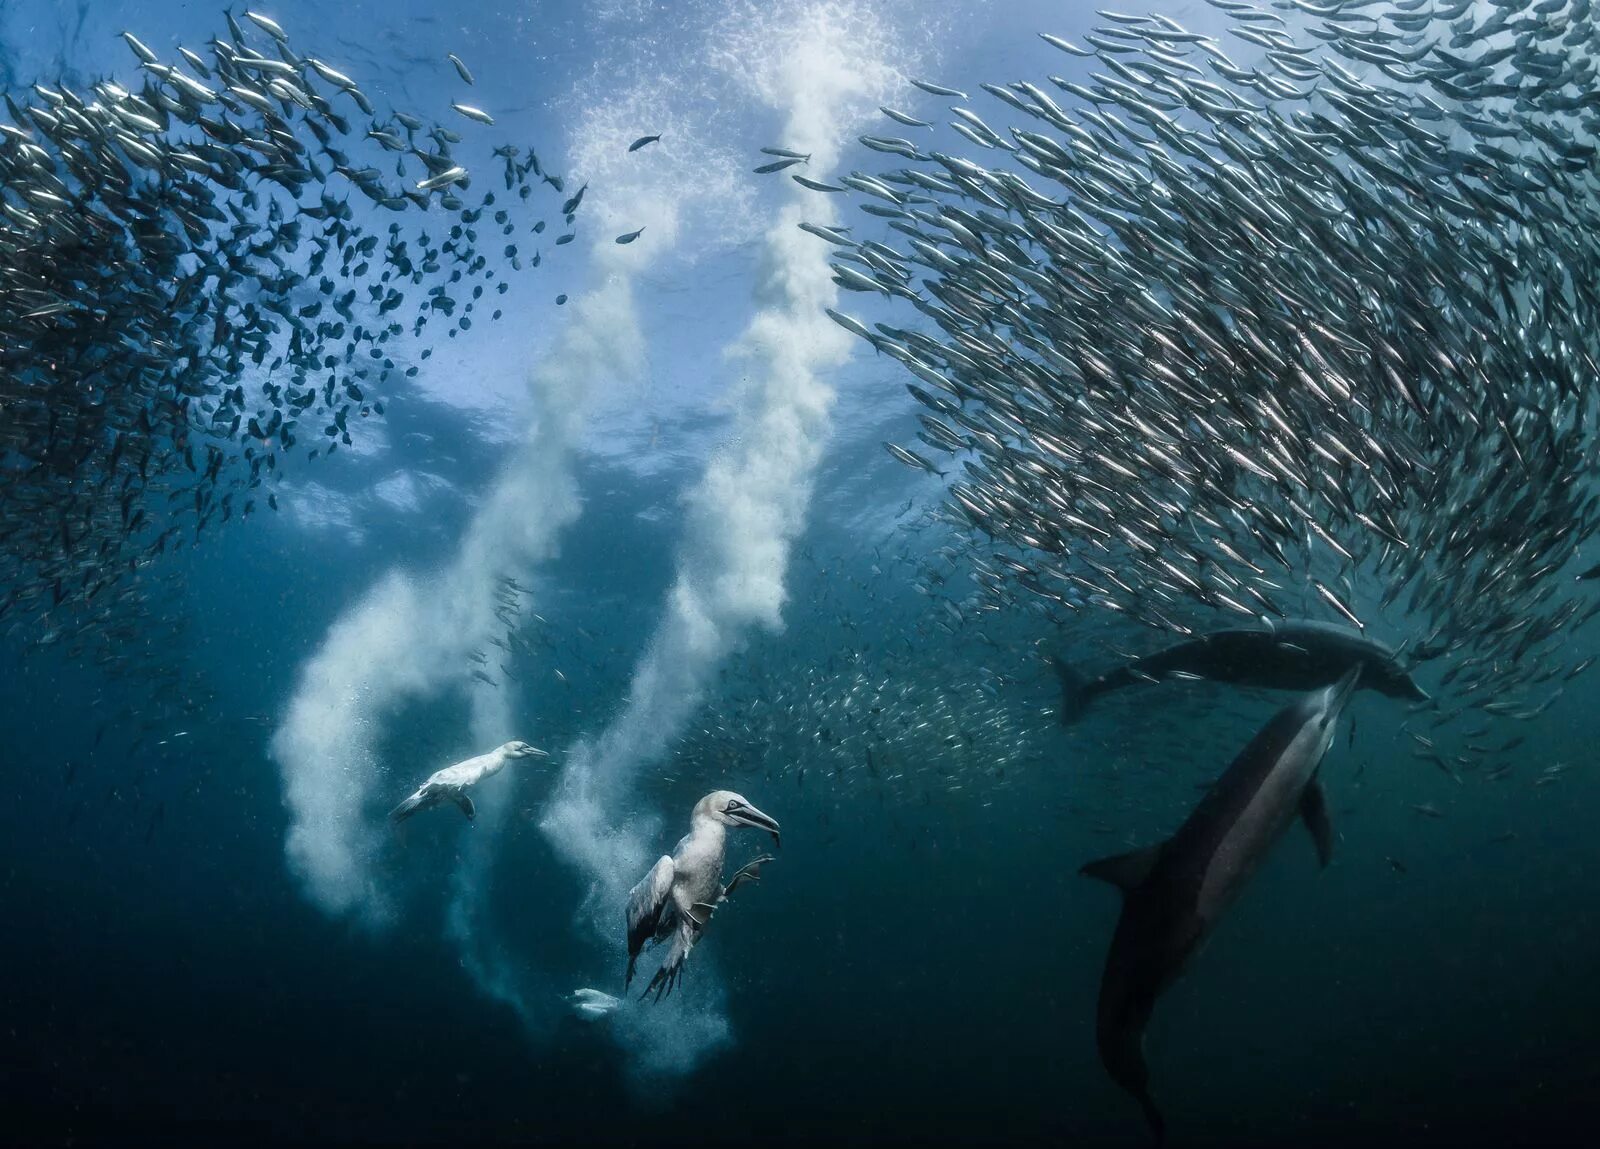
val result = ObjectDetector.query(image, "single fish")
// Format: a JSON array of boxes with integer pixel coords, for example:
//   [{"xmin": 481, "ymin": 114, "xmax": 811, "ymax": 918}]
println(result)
[
  {"xmin": 244, "ymin": 11, "xmax": 289, "ymax": 42},
  {"xmin": 451, "ymin": 102, "xmax": 494, "ymax": 125},
  {"xmin": 792, "ymin": 174, "xmax": 847, "ymax": 193}
]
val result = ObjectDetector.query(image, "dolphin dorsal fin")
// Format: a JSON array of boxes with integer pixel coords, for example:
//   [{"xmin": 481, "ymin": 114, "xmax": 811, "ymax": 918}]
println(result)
[{"xmin": 1080, "ymin": 844, "xmax": 1161, "ymax": 892}]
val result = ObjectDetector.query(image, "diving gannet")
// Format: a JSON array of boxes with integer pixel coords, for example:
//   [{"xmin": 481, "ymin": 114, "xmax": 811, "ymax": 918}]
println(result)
[
  {"xmin": 389, "ymin": 740, "xmax": 546, "ymax": 823},
  {"xmin": 625, "ymin": 790, "xmax": 779, "ymax": 1001}
]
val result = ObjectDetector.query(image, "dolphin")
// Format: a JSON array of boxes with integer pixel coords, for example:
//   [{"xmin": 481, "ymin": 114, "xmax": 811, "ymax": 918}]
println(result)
[
  {"xmin": 1053, "ymin": 618, "xmax": 1425, "ymax": 723},
  {"xmin": 1082, "ymin": 665, "xmax": 1362, "ymax": 1143}
]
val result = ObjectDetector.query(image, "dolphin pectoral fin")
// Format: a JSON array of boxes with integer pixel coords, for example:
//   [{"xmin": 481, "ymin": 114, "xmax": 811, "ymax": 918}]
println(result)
[
  {"xmin": 1052, "ymin": 656, "xmax": 1092, "ymax": 724},
  {"xmin": 1300, "ymin": 778, "xmax": 1334, "ymax": 868},
  {"xmin": 1398, "ymin": 668, "xmax": 1430, "ymax": 702},
  {"xmin": 1081, "ymin": 844, "xmax": 1162, "ymax": 892},
  {"xmin": 452, "ymin": 793, "xmax": 476, "ymax": 821}
]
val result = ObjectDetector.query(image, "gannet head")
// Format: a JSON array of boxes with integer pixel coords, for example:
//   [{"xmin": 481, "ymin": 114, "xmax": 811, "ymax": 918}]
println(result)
[
  {"xmin": 499, "ymin": 740, "xmax": 548, "ymax": 761},
  {"xmin": 696, "ymin": 790, "xmax": 781, "ymax": 847}
]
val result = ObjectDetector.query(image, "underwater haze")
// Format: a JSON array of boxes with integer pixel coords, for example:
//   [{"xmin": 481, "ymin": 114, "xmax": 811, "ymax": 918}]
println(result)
[{"xmin": 4, "ymin": 0, "xmax": 1600, "ymax": 1145}]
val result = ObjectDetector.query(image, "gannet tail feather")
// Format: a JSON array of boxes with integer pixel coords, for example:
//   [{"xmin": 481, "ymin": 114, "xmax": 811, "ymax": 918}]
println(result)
[{"xmin": 642, "ymin": 918, "xmax": 699, "ymax": 1002}]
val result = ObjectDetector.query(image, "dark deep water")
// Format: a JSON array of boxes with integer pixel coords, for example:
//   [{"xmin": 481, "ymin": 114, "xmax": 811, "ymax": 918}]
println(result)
[{"xmin": 4, "ymin": 464, "xmax": 1599, "ymax": 1147}]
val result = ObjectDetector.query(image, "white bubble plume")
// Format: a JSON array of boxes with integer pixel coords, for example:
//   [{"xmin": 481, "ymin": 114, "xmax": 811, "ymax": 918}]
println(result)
[
  {"xmin": 270, "ymin": 177, "xmax": 666, "ymax": 922},
  {"xmin": 273, "ymin": 0, "xmax": 754, "ymax": 1017},
  {"xmin": 270, "ymin": 318, "xmax": 598, "ymax": 922},
  {"xmin": 541, "ymin": 0, "xmax": 908, "ymax": 1074},
  {"xmin": 423, "ymin": 31, "xmax": 760, "ymax": 1025},
  {"xmin": 273, "ymin": 0, "xmax": 916, "ymax": 1080}
]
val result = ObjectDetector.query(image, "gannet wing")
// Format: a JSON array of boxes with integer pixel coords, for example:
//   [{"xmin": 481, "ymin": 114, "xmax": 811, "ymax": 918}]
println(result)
[
  {"xmin": 451, "ymin": 792, "xmax": 475, "ymax": 820},
  {"xmin": 625, "ymin": 855, "xmax": 674, "ymax": 989}
]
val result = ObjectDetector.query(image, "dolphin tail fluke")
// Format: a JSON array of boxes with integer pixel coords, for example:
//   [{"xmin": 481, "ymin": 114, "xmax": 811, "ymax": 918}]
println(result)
[
  {"xmin": 1052, "ymin": 656, "xmax": 1093, "ymax": 724},
  {"xmin": 389, "ymin": 791, "xmax": 427, "ymax": 823},
  {"xmin": 1101, "ymin": 1012, "xmax": 1165, "ymax": 1146},
  {"xmin": 1137, "ymin": 1089, "xmax": 1166, "ymax": 1146}
]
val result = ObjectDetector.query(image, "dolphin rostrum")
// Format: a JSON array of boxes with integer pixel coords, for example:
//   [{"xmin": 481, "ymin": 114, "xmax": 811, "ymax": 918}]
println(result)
[
  {"xmin": 1053, "ymin": 618, "xmax": 1426, "ymax": 723},
  {"xmin": 1082, "ymin": 665, "xmax": 1362, "ymax": 1143}
]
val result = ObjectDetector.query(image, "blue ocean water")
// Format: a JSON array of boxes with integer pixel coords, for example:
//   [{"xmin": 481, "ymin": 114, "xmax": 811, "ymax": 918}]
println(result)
[{"xmin": 3, "ymin": 0, "xmax": 1599, "ymax": 1145}]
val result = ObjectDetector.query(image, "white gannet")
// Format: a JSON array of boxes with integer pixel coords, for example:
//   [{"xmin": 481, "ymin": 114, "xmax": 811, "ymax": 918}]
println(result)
[
  {"xmin": 389, "ymin": 740, "xmax": 546, "ymax": 823},
  {"xmin": 567, "ymin": 988, "xmax": 623, "ymax": 1022},
  {"xmin": 625, "ymin": 790, "xmax": 780, "ymax": 1000}
]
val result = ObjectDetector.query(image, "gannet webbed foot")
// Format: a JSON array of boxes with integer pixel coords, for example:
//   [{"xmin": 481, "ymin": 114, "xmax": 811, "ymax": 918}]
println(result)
[{"xmin": 722, "ymin": 854, "xmax": 775, "ymax": 899}]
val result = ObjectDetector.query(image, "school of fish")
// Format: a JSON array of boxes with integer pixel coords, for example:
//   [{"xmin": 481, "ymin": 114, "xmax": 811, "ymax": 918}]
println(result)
[
  {"xmin": 798, "ymin": 0, "xmax": 1600, "ymax": 760},
  {"xmin": 0, "ymin": 9, "xmax": 577, "ymax": 686}
]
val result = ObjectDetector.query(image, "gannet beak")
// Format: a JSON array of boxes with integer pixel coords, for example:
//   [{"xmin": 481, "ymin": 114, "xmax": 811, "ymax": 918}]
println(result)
[{"xmin": 731, "ymin": 803, "xmax": 781, "ymax": 848}]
